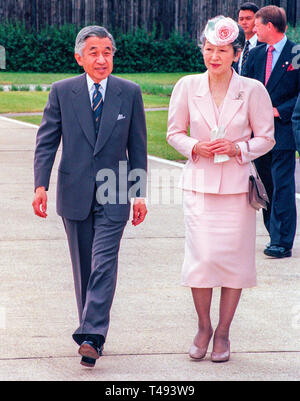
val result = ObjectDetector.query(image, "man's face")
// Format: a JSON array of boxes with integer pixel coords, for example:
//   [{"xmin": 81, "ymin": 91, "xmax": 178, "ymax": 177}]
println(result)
[
  {"xmin": 253, "ymin": 17, "xmax": 270, "ymax": 43},
  {"xmin": 238, "ymin": 10, "xmax": 256, "ymax": 37},
  {"xmin": 75, "ymin": 37, "xmax": 114, "ymax": 82}
]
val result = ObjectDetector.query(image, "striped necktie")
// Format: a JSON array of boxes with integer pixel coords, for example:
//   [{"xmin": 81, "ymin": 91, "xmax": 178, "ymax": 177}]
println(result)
[
  {"xmin": 92, "ymin": 83, "xmax": 103, "ymax": 135},
  {"xmin": 265, "ymin": 45, "xmax": 275, "ymax": 86},
  {"xmin": 241, "ymin": 40, "xmax": 250, "ymax": 76}
]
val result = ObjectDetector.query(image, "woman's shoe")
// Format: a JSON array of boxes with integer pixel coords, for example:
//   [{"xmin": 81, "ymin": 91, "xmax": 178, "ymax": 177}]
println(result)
[
  {"xmin": 189, "ymin": 330, "xmax": 213, "ymax": 360},
  {"xmin": 211, "ymin": 340, "xmax": 230, "ymax": 363}
]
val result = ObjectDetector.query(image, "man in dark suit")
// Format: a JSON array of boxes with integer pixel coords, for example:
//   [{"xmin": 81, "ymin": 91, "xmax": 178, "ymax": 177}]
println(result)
[
  {"xmin": 233, "ymin": 2, "xmax": 262, "ymax": 75},
  {"xmin": 245, "ymin": 6, "xmax": 300, "ymax": 258},
  {"xmin": 292, "ymin": 94, "xmax": 300, "ymax": 154},
  {"xmin": 32, "ymin": 26, "xmax": 148, "ymax": 367}
]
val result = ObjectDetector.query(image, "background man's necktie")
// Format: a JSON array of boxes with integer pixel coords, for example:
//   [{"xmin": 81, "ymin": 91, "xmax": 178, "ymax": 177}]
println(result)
[
  {"xmin": 265, "ymin": 45, "xmax": 275, "ymax": 85},
  {"xmin": 241, "ymin": 40, "xmax": 250, "ymax": 76},
  {"xmin": 92, "ymin": 83, "xmax": 103, "ymax": 135}
]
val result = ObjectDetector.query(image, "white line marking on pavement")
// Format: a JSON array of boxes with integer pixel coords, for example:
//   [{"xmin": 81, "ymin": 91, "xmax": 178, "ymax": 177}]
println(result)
[
  {"xmin": 0, "ymin": 115, "xmax": 39, "ymax": 129},
  {"xmin": 148, "ymin": 155, "xmax": 184, "ymax": 168}
]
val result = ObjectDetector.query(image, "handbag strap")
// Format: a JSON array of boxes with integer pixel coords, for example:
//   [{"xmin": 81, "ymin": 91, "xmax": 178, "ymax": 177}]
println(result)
[{"xmin": 246, "ymin": 141, "xmax": 259, "ymax": 178}]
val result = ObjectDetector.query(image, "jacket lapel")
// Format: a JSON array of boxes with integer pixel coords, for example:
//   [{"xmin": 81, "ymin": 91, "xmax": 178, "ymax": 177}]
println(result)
[
  {"xmin": 193, "ymin": 70, "xmax": 244, "ymax": 132},
  {"xmin": 193, "ymin": 72, "xmax": 217, "ymax": 130},
  {"xmin": 218, "ymin": 69, "xmax": 244, "ymax": 130},
  {"xmin": 94, "ymin": 75, "xmax": 122, "ymax": 156},
  {"xmin": 71, "ymin": 73, "xmax": 96, "ymax": 149},
  {"xmin": 256, "ymin": 45, "xmax": 268, "ymax": 84},
  {"xmin": 266, "ymin": 40, "xmax": 293, "ymax": 94}
]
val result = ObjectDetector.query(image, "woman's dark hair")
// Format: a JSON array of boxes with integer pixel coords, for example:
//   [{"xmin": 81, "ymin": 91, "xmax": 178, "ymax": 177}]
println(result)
[{"xmin": 233, "ymin": 25, "xmax": 246, "ymax": 55}]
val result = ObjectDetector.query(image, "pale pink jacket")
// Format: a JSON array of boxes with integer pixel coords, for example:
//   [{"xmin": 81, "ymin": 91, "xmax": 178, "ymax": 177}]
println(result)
[{"xmin": 167, "ymin": 69, "xmax": 275, "ymax": 194}]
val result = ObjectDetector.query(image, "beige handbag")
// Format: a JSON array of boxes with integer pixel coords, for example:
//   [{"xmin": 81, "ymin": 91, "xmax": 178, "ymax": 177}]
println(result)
[{"xmin": 247, "ymin": 142, "xmax": 269, "ymax": 211}]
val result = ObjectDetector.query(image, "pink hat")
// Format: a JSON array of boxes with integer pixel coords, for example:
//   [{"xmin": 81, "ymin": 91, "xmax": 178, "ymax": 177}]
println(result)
[{"xmin": 204, "ymin": 16, "xmax": 239, "ymax": 46}]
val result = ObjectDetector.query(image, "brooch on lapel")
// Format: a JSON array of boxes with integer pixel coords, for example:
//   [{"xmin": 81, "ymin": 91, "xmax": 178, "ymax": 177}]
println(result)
[{"xmin": 235, "ymin": 91, "xmax": 244, "ymax": 100}]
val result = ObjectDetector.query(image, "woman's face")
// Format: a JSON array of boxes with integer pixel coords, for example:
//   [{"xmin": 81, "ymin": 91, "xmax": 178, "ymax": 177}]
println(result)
[{"xmin": 203, "ymin": 40, "xmax": 238, "ymax": 76}]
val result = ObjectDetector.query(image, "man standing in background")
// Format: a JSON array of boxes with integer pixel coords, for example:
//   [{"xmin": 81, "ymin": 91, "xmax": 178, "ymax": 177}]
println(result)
[
  {"xmin": 292, "ymin": 94, "xmax": 300, "ymax": 155},
  {"xmin": 245, "ymin": 6, "xmax": 300, "ymax": 258},
  {"xmin": 234, "ymin": 2, "xmax": 262, "ymax": 75}
]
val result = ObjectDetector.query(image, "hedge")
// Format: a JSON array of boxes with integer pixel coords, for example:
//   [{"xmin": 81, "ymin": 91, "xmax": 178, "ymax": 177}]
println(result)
[
  {"xmin": 1, "ymin": 21, "xmax": 298, "ymax": 74},
  {"xmin": 0, "ymin": 21, "xmax": 206, "ymax": 73}
]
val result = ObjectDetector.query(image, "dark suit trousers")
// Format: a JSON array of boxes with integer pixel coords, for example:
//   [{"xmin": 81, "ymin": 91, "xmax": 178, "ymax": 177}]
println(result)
[
  {"xmin": 62, "ymin": 203, "xmax": 127, "ymax": 346},
  {"xmin": 254, "ymin": 150, "xmax": 297, "ymax": 249}
]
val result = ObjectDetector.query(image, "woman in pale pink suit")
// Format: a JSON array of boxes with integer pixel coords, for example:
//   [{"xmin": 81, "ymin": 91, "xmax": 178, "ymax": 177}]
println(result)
[{"xmin": 167, "ymin": 17, "xmax": 275, "ymax": 362}]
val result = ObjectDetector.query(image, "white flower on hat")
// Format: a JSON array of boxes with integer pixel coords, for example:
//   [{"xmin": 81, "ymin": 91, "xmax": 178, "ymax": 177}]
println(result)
[{"xmin": 204, "ymin": 16, "xmax": 239, "ymax": 46}]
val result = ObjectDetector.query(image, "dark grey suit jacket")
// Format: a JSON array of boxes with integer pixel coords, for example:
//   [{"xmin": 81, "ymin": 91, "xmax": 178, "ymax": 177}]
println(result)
[
  {"xmin": 232, "ymin": 40, "xmax": 264, "ymax": 74},
  {"xmin": 34, "ymin": 73, "xmax": 147, "ymax": 221}
]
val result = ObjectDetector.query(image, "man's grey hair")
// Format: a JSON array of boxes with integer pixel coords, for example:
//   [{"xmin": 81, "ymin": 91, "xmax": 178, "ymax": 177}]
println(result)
[{"xmin": 75, "ymin": 26, "xmax": 117, "ymax": 55}]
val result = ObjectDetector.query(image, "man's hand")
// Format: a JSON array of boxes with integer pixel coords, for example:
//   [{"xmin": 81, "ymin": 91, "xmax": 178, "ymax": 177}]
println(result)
[
  {"xmin": 32, "ymin": 186, "xmax": 48, "ymax": 218},
  {"xmin": 132, "ymin": 198, "xmax": 147, "ymax": 226}
]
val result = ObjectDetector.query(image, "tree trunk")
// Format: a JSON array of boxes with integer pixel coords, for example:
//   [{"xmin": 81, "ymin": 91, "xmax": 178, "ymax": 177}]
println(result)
[{"xmin": 0, "ymin": 0, "xmax": 298, "ymax": 36}]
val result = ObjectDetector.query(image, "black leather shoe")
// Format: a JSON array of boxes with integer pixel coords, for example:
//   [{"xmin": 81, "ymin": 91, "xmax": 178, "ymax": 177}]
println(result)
[
  {"xmin": 264, "ymin": 245, "xmax": 292, "ymax": 258},
  {"xmin": 80, "ymin": 356, "xmax": 97, "ymax": 368},
  {"xmin": 80, "ymin": 344, "xmax": 104, "ymax": 368},
  {"xmin": 79, "ymin": 341, "xmax": 103, "ymax": 367}
]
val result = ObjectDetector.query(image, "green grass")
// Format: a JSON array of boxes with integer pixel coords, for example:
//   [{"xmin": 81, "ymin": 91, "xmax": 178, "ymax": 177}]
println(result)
[
  {"xmin": 0, "ymin": 72, "xmax": 76, "ymax": 85},
  {"xmin": 12, "ymin": 111, "xmax": 185, "ymax": 161},
  {"xmin": 146, "ymin": 111, "xmax": 185, "ymax": 161},
  {"xmin": 0, "ymin": 91, "xmax": 169, "ymax": 113},
  {"xmin": 0, "ymin": 71, "xmax": 193, "ymax": 86},
  {"xmin": 0, "ymin": 71, "xmax": 195, "ymax": 98},
  {"xmin": 0, "ymin": 72, "xmax": 194, "ymax": 112},
  {"xmin": 143, "ymin": 94, "xmax": 169, "ymax": 108},
  {"xmin": 0, "ymin": 92, "xmax": 49, "ymax": 113},
  {"xmin": 11, "ymin": 115, "xmax": 42, "ymax": 125}
]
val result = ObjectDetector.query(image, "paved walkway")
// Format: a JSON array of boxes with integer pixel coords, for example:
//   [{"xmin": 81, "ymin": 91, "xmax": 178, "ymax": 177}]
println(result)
[{"xmin": 0, "ymin": 116, "xmax": 299, "ymax": 381}]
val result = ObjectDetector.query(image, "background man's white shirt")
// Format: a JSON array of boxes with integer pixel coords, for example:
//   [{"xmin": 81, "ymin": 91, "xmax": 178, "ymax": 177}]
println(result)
[{"xmin": 238, "ymin": 34, "xmax": 258, "ymax": 74}]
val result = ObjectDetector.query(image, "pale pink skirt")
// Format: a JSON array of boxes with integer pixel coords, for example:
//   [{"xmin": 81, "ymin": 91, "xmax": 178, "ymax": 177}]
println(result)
[{"xmin": 182, "ymin": 191, "xmax": 257, "ymax": 289}]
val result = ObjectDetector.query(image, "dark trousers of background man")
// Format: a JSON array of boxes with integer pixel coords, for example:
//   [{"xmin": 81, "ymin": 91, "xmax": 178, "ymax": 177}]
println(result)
[{"xmin": 255, "ymin": 150, "xmax": 297, "ymax": 249}]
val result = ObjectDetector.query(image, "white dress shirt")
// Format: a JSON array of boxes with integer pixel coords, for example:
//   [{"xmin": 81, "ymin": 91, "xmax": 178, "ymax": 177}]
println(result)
[{"xmin": 238, "ymin": 34, "xmax": 258, "ymax": 74}]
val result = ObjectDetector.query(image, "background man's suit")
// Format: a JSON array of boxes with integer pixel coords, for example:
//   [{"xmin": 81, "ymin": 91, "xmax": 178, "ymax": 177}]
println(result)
[
  {"xmin": 232, "ymin": 36, "xmax": 263, "ymax": 75},
  {"xmin": 245, "ymin": 39, "xmax": 299, "ymax": 250},
  {"xmin": 34, "ymin": 73, "xmax": 147, "ymax": 345},
  {"xmin": 292, "ymin": 93, "xmax": 300, "ymax": 154}
]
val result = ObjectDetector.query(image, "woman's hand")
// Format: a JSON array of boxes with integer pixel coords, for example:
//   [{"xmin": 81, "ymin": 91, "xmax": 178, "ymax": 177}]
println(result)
[
  {"xmin": 192, "ymin": 141, "xmax": 215, "ymax": 158},
  {"xmin": 208, "ymin": 139, "xmax": 240, "ymax": 157}
]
